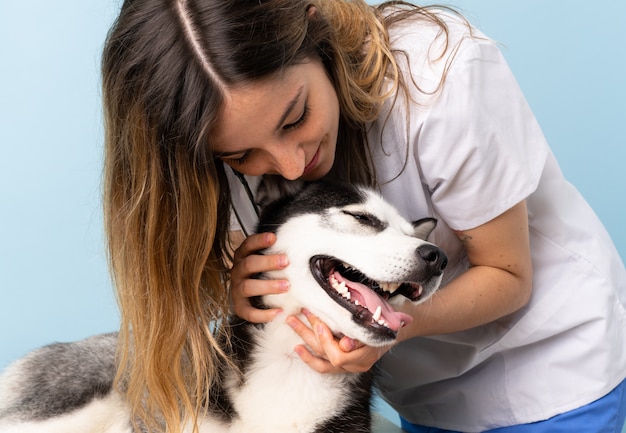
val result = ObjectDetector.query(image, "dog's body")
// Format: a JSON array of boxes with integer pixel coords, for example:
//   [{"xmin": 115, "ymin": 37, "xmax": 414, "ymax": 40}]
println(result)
[{"xmin": 0, "ymin": 181, "xmax": 447, "ymax": 433}]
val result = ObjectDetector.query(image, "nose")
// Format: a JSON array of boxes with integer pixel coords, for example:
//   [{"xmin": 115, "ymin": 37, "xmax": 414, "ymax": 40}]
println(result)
[
  {"xmin": 416, "ymin": 244, "xmax": 448, "ymax": 276},
  {"xmin": 271, "ymin": 143, "xmax": 305, "ymax": 180}
]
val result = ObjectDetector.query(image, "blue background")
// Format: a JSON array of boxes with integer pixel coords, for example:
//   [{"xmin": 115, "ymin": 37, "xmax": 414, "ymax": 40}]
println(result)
[{"xmin": 1, "ymin": 1, "xmax": 624, "ymax": 428}]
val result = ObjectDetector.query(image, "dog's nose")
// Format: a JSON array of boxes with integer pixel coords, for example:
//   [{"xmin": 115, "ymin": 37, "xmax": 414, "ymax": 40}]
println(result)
[{"xmin": 417, "ymin": 244, "xmax": 448, "ymax": 275}]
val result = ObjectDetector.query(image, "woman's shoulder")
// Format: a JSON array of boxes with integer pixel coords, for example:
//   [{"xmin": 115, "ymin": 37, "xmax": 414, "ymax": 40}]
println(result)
[
  {"xmin": 386, "ymin": 8, "xmax": 497, "ymax": 89},
  {"xmin": 385, "ymin": 7, "xmax": 488, "ymax": 49}
]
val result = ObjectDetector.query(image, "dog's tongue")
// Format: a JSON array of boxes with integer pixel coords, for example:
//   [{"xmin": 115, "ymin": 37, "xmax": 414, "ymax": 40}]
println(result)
[{"xmin": 333, "ymin": 271, "xmax": 413, "ymax": 331}]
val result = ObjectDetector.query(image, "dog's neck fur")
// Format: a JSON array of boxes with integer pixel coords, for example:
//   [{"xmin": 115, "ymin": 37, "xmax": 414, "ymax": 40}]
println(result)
[{"xmin": 211, "ymin": 315, "xmax": 374, "ymax": 433}]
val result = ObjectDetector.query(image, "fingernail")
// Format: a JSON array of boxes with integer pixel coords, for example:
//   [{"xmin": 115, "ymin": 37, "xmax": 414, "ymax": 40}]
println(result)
[
  {"xmin": 286, "ymin": 318, "xmax": 296, "ymax": 329},
  {"xmin": 293, "ymin": 345, "xmax": 305, "ymax": 358},
  {"xmin": 278, "ymin": 255, "xmax": 289, "ymax": 267},
  {"xmin": 279, "ymin": 280, "xmax": 290, "ymax": 292},
  {"xmin": 264, "ymin": 233, "xmax": 274, "ymax": 245}
]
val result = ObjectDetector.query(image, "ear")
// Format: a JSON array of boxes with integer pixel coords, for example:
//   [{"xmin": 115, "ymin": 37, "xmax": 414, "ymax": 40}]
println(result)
[
  {"xmin": 306, "ymin": 5, "xmax": 320, "ymax": 20},
  {"xmin": 412, "ymin": 217, "xmax": 437, "ymax": 240},
  {"xmin": 256, "ymin": 175, "xmax": 306, "ymax": 212}
]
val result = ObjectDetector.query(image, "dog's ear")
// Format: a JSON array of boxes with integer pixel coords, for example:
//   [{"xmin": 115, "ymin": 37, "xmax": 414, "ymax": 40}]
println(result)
[
  {"xmin": 412, "ymin": 217, "xmax": 437, "ymax": 240},
  {"xmin": 256, "ymin": 175, "xmax": 306, "ymax": 212}
]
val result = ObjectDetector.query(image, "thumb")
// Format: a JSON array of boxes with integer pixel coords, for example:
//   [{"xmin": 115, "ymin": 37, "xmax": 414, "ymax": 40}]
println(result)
[{"xmin": 339, "ymin": 337, "xmax": 360, "ymax": 352}]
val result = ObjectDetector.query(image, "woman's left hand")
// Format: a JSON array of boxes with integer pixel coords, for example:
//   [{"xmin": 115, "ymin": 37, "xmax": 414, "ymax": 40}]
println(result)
[{"xmin": 286, "ymin": 309, "xmax": 394, "ymax": 373}]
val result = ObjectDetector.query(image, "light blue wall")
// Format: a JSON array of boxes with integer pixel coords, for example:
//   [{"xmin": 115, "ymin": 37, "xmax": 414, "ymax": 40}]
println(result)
[
  {"xmin": 1, "ymin": 2, "xmax": 120, "ymax": 367},
  {"xmin": 1, "ymin": 1, "xmax": 624, "ymax": 425}
]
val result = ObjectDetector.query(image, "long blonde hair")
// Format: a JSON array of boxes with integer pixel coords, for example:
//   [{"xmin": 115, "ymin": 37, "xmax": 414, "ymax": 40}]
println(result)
[{"xmin": 101, "ymin": 0, "xmax": 453, "ymax": 431}]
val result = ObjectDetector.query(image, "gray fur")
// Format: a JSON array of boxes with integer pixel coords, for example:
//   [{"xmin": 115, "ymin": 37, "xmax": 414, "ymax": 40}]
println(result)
[{"xmin": 0, "ymin": 333, "xmax": 118, "ymax": 421}]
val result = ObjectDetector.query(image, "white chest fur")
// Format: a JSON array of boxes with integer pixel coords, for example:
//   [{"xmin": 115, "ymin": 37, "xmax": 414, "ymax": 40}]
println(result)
[{"xmin": 224, "ymin": 320, "xmax": 359, "ymax": 433}]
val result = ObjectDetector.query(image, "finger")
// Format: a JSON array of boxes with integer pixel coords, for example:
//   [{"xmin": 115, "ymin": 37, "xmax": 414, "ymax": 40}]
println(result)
[
  {"xmin": 339, "ymin": 336, "xmax": 363, "ymax": 352},
  {"xmin": 231, "ymin": 253, "xmax": 289, "ymax": 280},
  {"xmin": 230, "ymin": 278, "xmax": 288, "ymax": 323},
  {"xmin": 233, "ymin": 232, "xmax": 276, "ymax": 263},
  {"xmin": 293, "ymin": 345, "xmax": 342, "ymax": 374},
  {"xmin": 286, "ymin": 315, "xmax": 322, "ymax": 354},
  {"xmin": 300, "ymin": 310, "xmax": 356, "ymax": 366},
  {"xmin": 231, "ymin": 276, "xmax": 289, "ymax": 301},
  {"xmin": 302, "ymin": 309, "xmax": 382, "ymax": 373},
  {"xmin": 236, "ymin": 304, "xmax": 283, "ymax": 324},
  {"xmin": 300, "ymin": 308, "xmax": 338, "ymax": 350}
]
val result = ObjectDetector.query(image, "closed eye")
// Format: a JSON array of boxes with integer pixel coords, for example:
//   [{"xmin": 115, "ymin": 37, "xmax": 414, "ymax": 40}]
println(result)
[
  {"xmin": 283, "ymin": 105, "xmax": 310, "ymax": 131},
  {"xmin": 342, "ymin": 211, "xmax": 385, "ymax": 230},
  {"xmin": 221, "ymin": 150, "xmax": 252, "ymax": 166}
]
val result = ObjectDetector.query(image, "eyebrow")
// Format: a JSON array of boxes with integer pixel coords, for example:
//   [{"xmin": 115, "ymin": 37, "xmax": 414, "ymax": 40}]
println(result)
[{"xmin": 274, "ymin": 85, "xmax": 304, "ymax": 131}]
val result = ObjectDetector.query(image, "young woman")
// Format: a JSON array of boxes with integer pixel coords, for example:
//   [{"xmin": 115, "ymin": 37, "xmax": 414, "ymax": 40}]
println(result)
[{"xmin": 102, "ymin": 0, "xmax": 626, "ymax": 432}]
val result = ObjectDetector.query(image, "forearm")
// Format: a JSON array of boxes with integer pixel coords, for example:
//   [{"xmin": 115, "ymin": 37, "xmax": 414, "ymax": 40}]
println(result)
[
  {"xmin": 397, "ymin": 264, "xmax": 532, "ymax": 341},
  {"xmin": 398, "ymin": 201, "xmax": 533, "ymax": 340}
]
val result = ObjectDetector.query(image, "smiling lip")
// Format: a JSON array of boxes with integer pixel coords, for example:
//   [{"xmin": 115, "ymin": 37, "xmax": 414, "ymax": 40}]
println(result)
[{"xmin": 303, "ymin": 147, "xmax": 320, "ymax": 175}]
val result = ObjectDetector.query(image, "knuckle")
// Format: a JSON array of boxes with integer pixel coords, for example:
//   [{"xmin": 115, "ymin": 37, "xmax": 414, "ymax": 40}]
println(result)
[{"xmin": 239, "ymin": 279, "xmax": 257, "ymax": 297}]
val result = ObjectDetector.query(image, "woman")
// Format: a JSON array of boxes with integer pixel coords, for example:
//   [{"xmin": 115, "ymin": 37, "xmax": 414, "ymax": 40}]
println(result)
[{"xmin": 102, "ymin": 0, "xmax": 626, "ymax": 432}]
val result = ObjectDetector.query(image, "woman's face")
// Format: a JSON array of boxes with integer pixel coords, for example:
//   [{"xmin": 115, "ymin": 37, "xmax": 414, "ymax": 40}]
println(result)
[{"xmin": 212, "ymin": 59, "xmax": 339, "ymax": 181}]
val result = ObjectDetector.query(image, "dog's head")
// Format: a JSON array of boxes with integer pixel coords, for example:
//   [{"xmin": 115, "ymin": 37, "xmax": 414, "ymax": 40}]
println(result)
[{"xmin": 255, "ymin": 179, "xmax": 447, "ymax": 347}]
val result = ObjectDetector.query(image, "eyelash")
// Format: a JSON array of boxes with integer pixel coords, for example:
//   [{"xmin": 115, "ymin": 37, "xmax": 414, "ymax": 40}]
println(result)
[
  {"xmin": 283, "ymin": 104, "xmax": 310, "ymax": 131},
  {"xmin": 227, "ymin": 151, "xmax": 252, "ymax": 166}
]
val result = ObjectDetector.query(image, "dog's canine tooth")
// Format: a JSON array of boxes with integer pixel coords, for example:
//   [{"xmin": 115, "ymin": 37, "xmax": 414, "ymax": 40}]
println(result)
[
  {"xmin": 372, "ymin": 305, "xmax": 382, "ymax": 322},
  {"xmin": 337, "ymin": 281, "xmax": 348, "ymax": 294}
]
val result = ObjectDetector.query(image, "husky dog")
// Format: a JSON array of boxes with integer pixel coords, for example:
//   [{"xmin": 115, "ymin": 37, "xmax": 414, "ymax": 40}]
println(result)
[{"xmin": 0, "ymin": 181, "xmax": 447, "ymax": 433}]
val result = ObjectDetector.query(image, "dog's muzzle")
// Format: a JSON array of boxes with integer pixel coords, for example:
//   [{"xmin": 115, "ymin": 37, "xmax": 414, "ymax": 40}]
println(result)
[{"xmin": 309, "ymin": 253, "xmax": 445, "ymax": 340}]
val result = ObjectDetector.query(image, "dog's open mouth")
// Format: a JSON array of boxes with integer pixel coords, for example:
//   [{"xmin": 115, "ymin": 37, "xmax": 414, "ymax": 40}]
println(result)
[{"xmin": 310, "ymin": 255, "xmax": 420, "ymax": 339}]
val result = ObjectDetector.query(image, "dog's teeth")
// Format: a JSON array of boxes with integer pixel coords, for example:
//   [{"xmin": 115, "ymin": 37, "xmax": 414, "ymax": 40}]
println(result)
[
  {"xmin": 381, "ymin": 282, "xmax": 401, "ymax": 293},
  {"xmin": 354, "ymin": 300, "xmax": 360, "ymax": 306},
  {"xmin": 337, "ymin": 281, "xmax": 348, "ymax": 294},
  {"xmin": 372, "ymin": 306, "xmax": 382, "ymax": 322},
  {"xmin": 343, "ymin": 291, "xmax": 351, "ymax": 300}
]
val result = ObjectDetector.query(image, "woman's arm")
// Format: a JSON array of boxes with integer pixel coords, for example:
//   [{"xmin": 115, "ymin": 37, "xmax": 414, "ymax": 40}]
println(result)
[{"xmin": 399, "ymin": 199, "xmax": 533, "ymax": 338}]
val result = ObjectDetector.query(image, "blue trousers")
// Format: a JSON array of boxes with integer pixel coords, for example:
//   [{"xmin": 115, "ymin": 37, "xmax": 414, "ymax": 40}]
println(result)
[{"xmin": 400, "ymin": 378, "xmax": 626, "ymax": 433}]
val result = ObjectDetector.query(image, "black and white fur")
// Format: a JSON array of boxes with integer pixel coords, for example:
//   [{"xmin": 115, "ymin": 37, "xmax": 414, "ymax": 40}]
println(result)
[{"xmin": 0, "ymin": 181, "xmax": 447, "ymax": 433}]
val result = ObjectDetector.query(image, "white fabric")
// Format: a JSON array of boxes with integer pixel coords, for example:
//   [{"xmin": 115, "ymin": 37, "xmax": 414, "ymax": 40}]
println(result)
[
  {"xmin": 227, "ymin": 12, "xmax": 626, "ymax": 432},
  {"xmin": 370, "ymin": 13, "xmax": 626, "ymax": 431}
]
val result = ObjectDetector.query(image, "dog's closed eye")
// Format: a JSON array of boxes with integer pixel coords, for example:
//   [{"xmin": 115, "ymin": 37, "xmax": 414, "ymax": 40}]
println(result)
[{"xmin": 342, "ymin": 210, "xmax": 385, "ymax": 231}]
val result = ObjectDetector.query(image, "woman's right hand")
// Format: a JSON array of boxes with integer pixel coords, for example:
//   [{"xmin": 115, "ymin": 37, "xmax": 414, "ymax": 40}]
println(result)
[{"xmin": 230, "ymin": 232, "xmax": 290, "ymax": 323}]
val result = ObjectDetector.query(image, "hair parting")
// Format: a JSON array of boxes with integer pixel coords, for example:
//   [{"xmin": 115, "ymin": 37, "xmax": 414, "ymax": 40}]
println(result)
[{"xmin": 174, "ymin": 0, "xmax": 226, "ymax": 92}]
